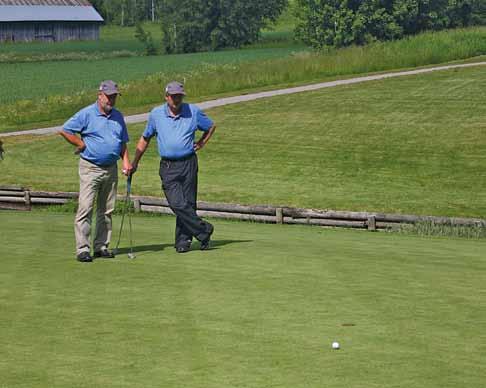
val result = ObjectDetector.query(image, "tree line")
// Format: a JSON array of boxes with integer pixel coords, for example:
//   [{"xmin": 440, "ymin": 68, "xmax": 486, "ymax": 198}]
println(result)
[
  {"xmin": 90, "ymin": 0, "xmax": 486, "ymax": 53},
  {"xmin": 90, "ymin": 0, "xmax": 159, "ymax": 26},
  {"xmin": 295, "ymin": 0, "xmax": 486, "ymax": 49}
]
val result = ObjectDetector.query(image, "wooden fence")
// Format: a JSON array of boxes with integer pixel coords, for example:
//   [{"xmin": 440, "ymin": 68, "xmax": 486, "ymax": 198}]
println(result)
[{"xmin": 1, "ymin": 185, "xmax": 485, "ymax": 231}]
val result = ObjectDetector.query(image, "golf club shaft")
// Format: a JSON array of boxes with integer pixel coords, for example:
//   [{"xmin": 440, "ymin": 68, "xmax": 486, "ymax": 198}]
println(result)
[
  {"xmin": 114, "ymin": 175, "xmax": 132, "ymax": 253},
  {"xmin": 127, "ymin": 175, "xmax": 135, "ymax": 257}
]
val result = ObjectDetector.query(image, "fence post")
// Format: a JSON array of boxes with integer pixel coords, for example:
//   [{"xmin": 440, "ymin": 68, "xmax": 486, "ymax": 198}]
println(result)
[
  {"xmin": 24, "ymin": 190, "xmax": 31, "ymax": 208},
  {"xmin": 133, "ymin": 199, "xmax": 141, "ymax": 213},
  {"xmin": 367, "ymin": 215, "xmax": 376, "ymax": 231},
  {"xmin": 276, "ymin": 208, "xmax": 283, "ymax": 224}
]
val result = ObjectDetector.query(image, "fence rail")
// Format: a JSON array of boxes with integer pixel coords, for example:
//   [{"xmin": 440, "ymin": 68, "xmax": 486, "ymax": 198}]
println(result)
[{"xmin": 1, "ymin": 186, "xmax": 485, "ymax": 231}]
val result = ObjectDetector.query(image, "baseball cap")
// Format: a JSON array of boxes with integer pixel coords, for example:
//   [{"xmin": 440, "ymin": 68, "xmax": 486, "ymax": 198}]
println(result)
[
  {"xmin": 165, "ymin": 81, "xmax": 186, "ymax": 95},
  {"xmin": 99, "ymin": 80, "xmax": 120, "ymax": 95}
]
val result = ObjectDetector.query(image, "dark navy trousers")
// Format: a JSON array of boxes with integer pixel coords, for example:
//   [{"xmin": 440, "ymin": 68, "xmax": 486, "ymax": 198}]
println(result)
[{"xmin": 159, "ymin": 153, "xmax": 213, "ymax": 247}]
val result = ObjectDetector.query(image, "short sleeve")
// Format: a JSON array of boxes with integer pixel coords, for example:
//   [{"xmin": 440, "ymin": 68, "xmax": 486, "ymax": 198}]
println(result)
[
  {"xmin": 195, "ymin": 107, "xmax": 213, "ymax": 132},
  {"xmin": 118, "ymin": 114, "xmax": 129, "ymax": 143},
  {"xmin": 142, "ymin": 112, "xmax": 157, "ymax": 139},
  {"xmin": 63, "ymin": 110, "xmax": 88, "ymax": 134}
]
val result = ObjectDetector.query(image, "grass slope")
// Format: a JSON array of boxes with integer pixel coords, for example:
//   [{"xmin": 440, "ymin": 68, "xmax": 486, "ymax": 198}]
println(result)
[
  {"xmin": 1, "ymin": 65, "xmax": 485, "ymax": 217},
  {"xmin": 2, "ymin": 27, "xmax": 486, "ymax": 132},
  {"xmin": 0, "ymin": 211, "xmax": 485, "ymax": 388}
]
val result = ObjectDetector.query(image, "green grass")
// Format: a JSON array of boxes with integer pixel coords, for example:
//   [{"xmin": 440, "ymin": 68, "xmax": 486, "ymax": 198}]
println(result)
[
  {"xmin": 258, "ymin": 2, "xmax": 298, "ymax": 45},
  {"xmin": 0, "ymin": 7, "xmax": 297, "ymax": 63},
  {"xmin": 0, "ymin": 23, "xmax": 163, "ymax": 62},
  {"xmin": 0, "ymin": 13, "xmax": 296, "ymax": 63},
  {"xmin": 398, "ymin": 221, "xmax": 486, "ymax": 239},
  {"xmin": 1, "ymin": 211, "xmax": 485, "ymax": 388},
  {"xmin": 2, "ymin": 27, "xmax": 486, "ymax": 132},
  {"xmin": 0, "ymin": 46, "xmax": 304, "ymax": 107},
  {"xmin": 1, "ymin": 65, "xmax": 485, "ymax": 217}
]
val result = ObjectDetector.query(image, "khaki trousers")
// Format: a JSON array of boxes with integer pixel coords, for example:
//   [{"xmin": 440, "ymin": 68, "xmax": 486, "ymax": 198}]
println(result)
[{"xmin": 75, "ymin": 158, "xmax": 118, "ymax": 255}]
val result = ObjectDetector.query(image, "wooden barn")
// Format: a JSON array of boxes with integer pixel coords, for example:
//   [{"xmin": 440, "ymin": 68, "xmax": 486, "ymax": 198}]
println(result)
[{"xmin": 0, "ymin": 0, "xmax": 104, "ymax": 42}]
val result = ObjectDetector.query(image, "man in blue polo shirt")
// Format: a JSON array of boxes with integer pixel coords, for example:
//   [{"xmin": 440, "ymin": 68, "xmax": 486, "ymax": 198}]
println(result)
[
  {"xmin": 60, "ymin": 80, "xmax": 132, "ymax": 262},
  {"xmin": 131, "ymin": 81, "xmax": 216, "ymax": 253}
]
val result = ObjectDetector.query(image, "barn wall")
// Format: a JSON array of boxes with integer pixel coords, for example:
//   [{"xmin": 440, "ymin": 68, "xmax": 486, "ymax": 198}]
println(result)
[{"xmin": 0, "ymin": 22, "xmax": 100, "ymax": 42}]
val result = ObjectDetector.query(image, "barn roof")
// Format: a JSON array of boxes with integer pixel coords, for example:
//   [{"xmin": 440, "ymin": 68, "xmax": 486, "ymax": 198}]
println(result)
[
  {"xmin": 0, "ymin": 1, "xmax": 93, "ymax": 6},
  {"xmin": 0, "ymin": 1, "xmax": 103, "ymax": 22}
]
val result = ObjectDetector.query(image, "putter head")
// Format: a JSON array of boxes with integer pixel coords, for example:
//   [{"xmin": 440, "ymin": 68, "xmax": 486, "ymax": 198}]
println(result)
[{"xmin": 128, "ymin": 252, "xmax": 136, "ymax": 259}]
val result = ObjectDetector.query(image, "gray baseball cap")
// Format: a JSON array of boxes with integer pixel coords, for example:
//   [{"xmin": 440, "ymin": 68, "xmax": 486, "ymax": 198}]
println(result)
[
  {"xmin": 99, "ymin": 80, "xmax": 120, "ymax": 95},
  {"xmin": 165, "ymin": 81, "xmax": 186, "ymax": 95}
]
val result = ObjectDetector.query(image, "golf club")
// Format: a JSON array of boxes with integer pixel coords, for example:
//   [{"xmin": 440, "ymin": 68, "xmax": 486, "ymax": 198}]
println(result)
[{"xmin": 114, "ymin": 174, "xmax": 136, "ymax": 259}]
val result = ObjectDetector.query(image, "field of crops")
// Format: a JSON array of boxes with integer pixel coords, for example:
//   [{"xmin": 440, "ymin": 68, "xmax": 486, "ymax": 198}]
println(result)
[{"xmin": 0, "ymin": 45, "xmax": 305, "ymax": 106}]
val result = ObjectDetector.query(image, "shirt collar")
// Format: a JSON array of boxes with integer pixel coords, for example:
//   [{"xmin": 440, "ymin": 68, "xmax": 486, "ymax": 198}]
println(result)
[
  {"xmin": 164, "ymin": 103, "xmax": 184, "ymax": 119},
  {"xmin": 94, "ymin": 102, "xmax": 111, "ymax": 118}
]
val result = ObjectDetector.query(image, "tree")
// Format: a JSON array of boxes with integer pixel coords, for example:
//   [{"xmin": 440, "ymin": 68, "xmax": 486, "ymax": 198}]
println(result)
[
  {"xmin": 135, "ymin": 23, "xmax": 158, "ymax": 55},
  {"xmin": 159, "ymin": 0, "xmax": 288, "ymax": 53},
  {"xmin": 471, "ymin": 0, "xmax": 486, "ymax": 24},
  {"xmin": 295, "ymin": 0, "xmax": 481, "ymax": 49},
  {"xmin": 89, "ymin": 0, "xmax": 161, "ymax": 26}
]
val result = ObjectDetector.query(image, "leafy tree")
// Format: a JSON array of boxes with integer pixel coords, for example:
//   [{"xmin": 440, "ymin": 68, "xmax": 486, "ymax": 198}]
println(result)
[
  {"xmin": 89, "ymin": 0, "xmax": 161, "ymax": 26},
  {"xmin": 295, "ymin": 0, "xmax": 484, "ymax": 49},
  {"xmin": 159, "ymin": 0, "xmax": 288, "ymax": 53},
  {"xmin": 134, "ymin": 23, "xmax": 158, "ymax": 55},
  {"xmin": 471, "ymin": 0, "xmax": 486, "ymax": 24}
]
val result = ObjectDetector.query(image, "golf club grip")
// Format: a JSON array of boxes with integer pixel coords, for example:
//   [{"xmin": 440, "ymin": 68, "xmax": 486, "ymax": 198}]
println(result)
[{"xmin": 127, "ymin": 175, "xmax": 132, "ymax": 193}]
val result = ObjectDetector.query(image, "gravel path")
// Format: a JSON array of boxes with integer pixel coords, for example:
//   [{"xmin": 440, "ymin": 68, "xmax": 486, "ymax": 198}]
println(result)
[{"xmin": 2, "ymin": 61, "xmax": 485, "ymax": 138}]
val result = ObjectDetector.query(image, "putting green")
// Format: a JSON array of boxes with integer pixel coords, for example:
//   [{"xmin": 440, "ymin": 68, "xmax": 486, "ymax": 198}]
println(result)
[{"xmin": 1, "ymin": 211, "xmax": 485, "ymax": 387}]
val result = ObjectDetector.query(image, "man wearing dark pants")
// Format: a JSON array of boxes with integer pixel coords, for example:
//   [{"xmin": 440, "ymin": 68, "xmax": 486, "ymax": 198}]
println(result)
[
  {"xmin": 132, "ymin": 81, "xmax": 216, "ymax": 253},
  {"xmin": 60, "ymin": 80, "xmax": 132, "ymax": 262}
]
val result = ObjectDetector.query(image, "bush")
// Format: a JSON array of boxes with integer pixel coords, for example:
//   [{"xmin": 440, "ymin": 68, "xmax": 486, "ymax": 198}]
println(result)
[
  {"xmin": 134, "ymin": 23, "xmax": 158, "ymax": 55},
  {"xmin": 295, "ymin": 0, "xmax": 482, "ymax": 49}
]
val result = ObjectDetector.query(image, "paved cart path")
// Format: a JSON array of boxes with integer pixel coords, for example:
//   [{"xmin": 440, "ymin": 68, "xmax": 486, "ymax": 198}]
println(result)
[{"xmin": 2, "ymin": 61, "xmax": 486, "ymax": 138}]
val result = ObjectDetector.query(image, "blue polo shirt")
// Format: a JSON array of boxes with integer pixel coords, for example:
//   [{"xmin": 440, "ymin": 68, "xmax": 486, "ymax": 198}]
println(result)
[
  {"xmin": 63, "ymin": 103, "xmax": 129, "ymax": 166},
  {"xmin": 143, "ymin": 103, "xmax": 213, "ymax": 159}
]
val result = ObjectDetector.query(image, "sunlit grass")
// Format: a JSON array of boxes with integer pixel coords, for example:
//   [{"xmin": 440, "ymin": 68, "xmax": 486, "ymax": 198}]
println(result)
[
  {"xmin": 2, "ymin": 27, "xmax": 486, "ymax": 132},
  {"xmin": 1, "ymin": 211, "xmax": 485, "ymax": 388},
  {"xmin": 2, "ymin": 66, "xmax": 486, "ymax": 217}
]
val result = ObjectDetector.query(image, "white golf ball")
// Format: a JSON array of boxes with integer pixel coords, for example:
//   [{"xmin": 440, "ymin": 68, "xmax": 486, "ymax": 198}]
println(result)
[{"xmin": 332, "ymin": 341, "xmax": 340, "ymax": 349}]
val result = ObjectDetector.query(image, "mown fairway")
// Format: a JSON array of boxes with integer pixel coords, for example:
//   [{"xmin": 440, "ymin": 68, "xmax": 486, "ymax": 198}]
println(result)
[
  {"xmin": 2, "ymin": 65, "xmax": 486, "ymax": 217},
  {"xmin": 0, "ymin": 211, "xmax": 485, "ymax": 388}
]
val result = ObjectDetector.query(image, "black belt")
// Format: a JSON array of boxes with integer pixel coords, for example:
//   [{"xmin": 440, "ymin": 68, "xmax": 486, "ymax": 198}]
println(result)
[{"xmin": 161, "ymin": 153, "xmax": 195, "ymax": 162}]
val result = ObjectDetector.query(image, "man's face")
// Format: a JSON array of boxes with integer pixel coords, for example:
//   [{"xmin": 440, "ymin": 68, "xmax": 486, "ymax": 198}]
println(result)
[
  {"xmin": 165, "ymin": 93, "xmax": 184, "ymax": 112},
  {"xmin": 98, "ymin": 92, "xmax": 117, "ymax": 113}
]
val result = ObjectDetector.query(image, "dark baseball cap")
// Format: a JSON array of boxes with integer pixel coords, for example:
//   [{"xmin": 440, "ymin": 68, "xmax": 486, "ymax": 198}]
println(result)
[
  {"xmin": 165, "ymin": 81, "xmax": 186, "ymax": 95},
  {"xmin": 99, "ymin": 80, "xmax": 120, "ymax": 95}
]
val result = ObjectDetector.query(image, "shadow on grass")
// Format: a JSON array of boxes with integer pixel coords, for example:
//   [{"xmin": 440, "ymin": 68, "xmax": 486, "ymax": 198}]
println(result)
[
  {"xmin": 115, "ymin": 239, "xmax": 253, "ymax": 255},
  {"xmin": 196, "ymin": 239, "xmax": 253, "ymax": 251},
  {"xmin": 115, "ymin": 243, "xmax": 172, "ymax": 255}
]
